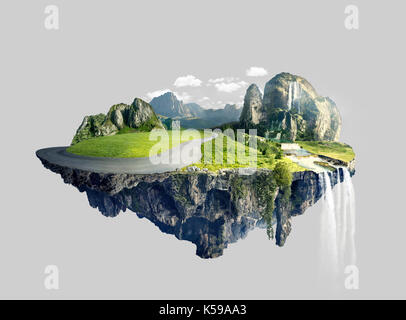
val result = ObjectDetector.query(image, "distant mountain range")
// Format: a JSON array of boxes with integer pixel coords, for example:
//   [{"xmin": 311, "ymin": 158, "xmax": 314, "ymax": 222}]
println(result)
[{"xmin": 149, "ymin": 92, "xmax": 242, "ymax": 129}]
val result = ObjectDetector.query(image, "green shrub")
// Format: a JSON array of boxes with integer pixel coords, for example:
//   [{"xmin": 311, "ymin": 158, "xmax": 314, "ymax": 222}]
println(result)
[
  {"xmin": 254, "ymin": 173, "xmax": 277, "ymax": 240},
  {"xmin": 273, "ymin": 162, "xmax": 292, "ymax": 188}
]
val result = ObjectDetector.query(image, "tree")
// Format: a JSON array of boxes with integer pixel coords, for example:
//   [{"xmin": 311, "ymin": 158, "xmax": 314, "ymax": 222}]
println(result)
[
  {"xmin": 273, "ymin": 161, "xmax": 292, "ymax": 204},
  {"xmin": 273, "ymin": 162, "xmax": 292, "ymax": 187}
]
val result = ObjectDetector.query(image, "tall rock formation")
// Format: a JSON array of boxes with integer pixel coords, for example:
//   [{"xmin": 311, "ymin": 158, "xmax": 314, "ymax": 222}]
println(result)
[
  {"xmin": 239, "ymin": 84, "xmax": 265, "ymax": 126},
  {"xmin": 239, "ymin": 73, "xmax": 342, "ymax": 141},
  {"xmin": 71, "ymin": 98, "xmax": 164, "ymax": 144}
]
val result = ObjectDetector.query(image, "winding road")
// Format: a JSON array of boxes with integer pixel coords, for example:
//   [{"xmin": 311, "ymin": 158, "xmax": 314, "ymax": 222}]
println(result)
[{"xmin": 36, "ymin": 134, "xmax": 216, "ymax": 174}]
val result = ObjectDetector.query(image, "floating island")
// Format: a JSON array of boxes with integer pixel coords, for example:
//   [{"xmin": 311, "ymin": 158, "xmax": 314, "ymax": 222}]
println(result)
[{"xmin": 37, "ymin": 72, "xmax": 355, "ymax": 258}]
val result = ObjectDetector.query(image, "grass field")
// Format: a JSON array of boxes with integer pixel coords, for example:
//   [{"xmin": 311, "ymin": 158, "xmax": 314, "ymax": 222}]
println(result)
[
  {"xmin": 67, "ymin": 128, "xmax": 307, "ymax": 172},
  {"xmin": 296, "ymin": 141, "xmax": 355, "ymax": 163},
  {"xmin": 67, "ymin": 129, "xmax": 209, "ymax": 158},
  {"xmin": 189, "ymin": 133, "xmax": 305, "ymax": 172}
]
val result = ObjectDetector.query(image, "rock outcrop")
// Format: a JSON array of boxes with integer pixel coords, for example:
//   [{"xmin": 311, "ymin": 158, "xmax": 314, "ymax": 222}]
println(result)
[
  {"xmin": 240, "ymin": 84, "xmax": 265, "ymax": 126},
  {"xmin": 36, "ymin": 152, "xmax": 354, "ymax": 258},
  {"xmin": 72, "ymin": 98, "xmax": 164, "ymax": 144},
  {"xmin": 239, "ymin": 73, "xmax": 342, "ymax": 141}
]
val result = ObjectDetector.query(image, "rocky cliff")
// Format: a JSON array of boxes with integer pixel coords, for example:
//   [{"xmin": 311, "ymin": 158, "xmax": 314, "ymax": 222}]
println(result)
[
  {"xmin": 150, "ymin": 92, "xmax": 193, "ymax": 118},
  {"xmin": 240, "ymin": 84, "xmax": 266, "ymax": 126},
  {"xmin": 37, "ymin": 153, "xmax": 354, "ymax": 258},
  {"xmin": 239, "ymin": 73, "xmax": 342, "ymax": 141},
  {"xmin": 72, "ymin": 98, "xmax": 164, "ymax": 144}
]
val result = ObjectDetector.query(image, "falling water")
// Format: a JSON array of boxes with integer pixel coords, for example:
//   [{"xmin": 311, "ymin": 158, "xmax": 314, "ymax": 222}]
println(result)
[
  {"xmin": 287, "ymin": 81, "xmax": 302, "ymax": 111},
  {"xmin": 319, "ymin": 172, "xmax": 339, "ymax": 279},
  {"xmin": 318, "ymin": 167, "xmax": 356, "ymax": 288},
  {"xmin": 335, "ymin": 173, "xmax": 345, "ymax": 267},
  {"xmin": 287, "ymin": 82, "xmax": 293, "ymax": 109},
  {"xmin": 342, "ymin": 168, "xmax": 356, "ymax": 265}
]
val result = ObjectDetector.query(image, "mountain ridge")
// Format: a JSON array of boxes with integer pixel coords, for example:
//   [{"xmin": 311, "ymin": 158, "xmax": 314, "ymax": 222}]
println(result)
[
  {"xmin": 149, "ymin": 92, "xmax": 242, "ymax": 129},
  {"xmin": 71, "ymin": 98, "xmax": 164, "ymax": 144}
]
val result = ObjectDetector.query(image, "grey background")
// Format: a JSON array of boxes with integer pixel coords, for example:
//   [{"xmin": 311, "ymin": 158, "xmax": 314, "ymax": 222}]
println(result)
[{"xmin": 0, "ymin": 0, "xmax": 405, "ymax": 299}]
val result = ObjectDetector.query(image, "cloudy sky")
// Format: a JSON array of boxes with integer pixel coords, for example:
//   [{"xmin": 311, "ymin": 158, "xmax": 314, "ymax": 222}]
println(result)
[{"xmin": 143, "ymin": 66, "xmax": 268, "ymax": 109}]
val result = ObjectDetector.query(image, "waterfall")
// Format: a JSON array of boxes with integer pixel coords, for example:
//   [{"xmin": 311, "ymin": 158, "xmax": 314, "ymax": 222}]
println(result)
[
  {"xmin": 318, "ymin": 168, "xmax": 356, "ymax": 288},
  {"xmin": 287, "ymin": 82, "xmax": 293, "ymax": 109},
  {"xmin": 319, "ymin": 172, "xmax": 339, "ymax": 280},
  {"xmin": 342, "ymin": 168, "xmax": 356, "ymax": 265},
  {"xmin": 335, "ymin": 174, "xmax": 344, "ymax": 262},
  {"xmin": 287, "ymin": 81, "xmax": 302, "ymax": 111}
]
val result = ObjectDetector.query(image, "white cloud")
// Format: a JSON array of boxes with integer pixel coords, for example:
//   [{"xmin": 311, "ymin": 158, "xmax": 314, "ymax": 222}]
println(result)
[
  {"xmin": 146, "ymin": 89, "xmax": 171, "ymax": 100},
  {"xmin": 174, "ymin": 75, "xmax": 202, "ymax": 87},
  {"xmin": 174, "ymin": 91, "xmax": 192, "ymax": 102},
  {"xmin": 207, "ymin": 77, "xmax": 248, "ymax": 92},
  {"xmin": 208, "ymin": 77, "xmax": 225, "ymax": 84},
  {"xmin": 246, "ymin": 66, "xmax": 268, "ymax": 77},
  {"xmin": 207, "ymin": 77, "xmax": 240, "ymax": 85},
  {"xmin": 214, "ymin": 80, "xmax": 248, "ymax": 93}
]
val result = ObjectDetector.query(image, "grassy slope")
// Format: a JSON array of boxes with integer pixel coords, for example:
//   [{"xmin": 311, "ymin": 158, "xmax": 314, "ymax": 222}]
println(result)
[
  {"xmin": 190, "ymin": 134, "xmax": 305, "ymax": 172},
  {"xmin": 67, "ymin": 130, "xmax": 209, "ymax": 158},
  {"xmin": 296, "ymin": 141, "xmax": 355, "ymax": 163},
  {"xmin": 67, "ymin": 128, "xmax": 306, "ymax": 172}
]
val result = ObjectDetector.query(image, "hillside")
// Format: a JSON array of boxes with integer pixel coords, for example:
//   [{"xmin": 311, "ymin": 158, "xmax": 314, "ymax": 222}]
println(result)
[{"xmin": 72, "ymin": 98, "xmax": 164, "ymax": 144}]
